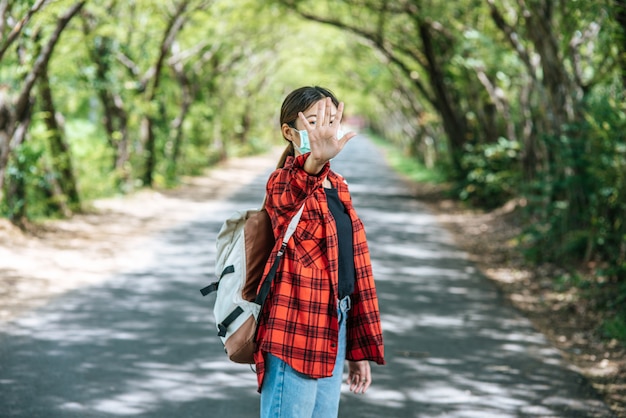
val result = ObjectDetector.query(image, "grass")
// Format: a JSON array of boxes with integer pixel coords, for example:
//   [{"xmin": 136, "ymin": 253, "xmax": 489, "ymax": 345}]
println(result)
[
  {"xmin": 603, "ymin": 314, "xmax": 626, "ymax": 342},
  {"xmin": 367, "ymin": 132, "xmax": 448, "ymax": 185}
]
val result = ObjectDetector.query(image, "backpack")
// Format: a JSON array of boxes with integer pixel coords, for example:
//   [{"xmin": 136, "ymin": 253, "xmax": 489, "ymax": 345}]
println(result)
[{"xmin": 200, "ymin": 204, "xmax": 304, "ymax": 364}]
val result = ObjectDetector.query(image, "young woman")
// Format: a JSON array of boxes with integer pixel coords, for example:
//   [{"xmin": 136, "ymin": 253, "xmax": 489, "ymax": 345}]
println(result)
[{"xmin": 254, "ymin": 86, "xmax": 385, "ymax": 417}]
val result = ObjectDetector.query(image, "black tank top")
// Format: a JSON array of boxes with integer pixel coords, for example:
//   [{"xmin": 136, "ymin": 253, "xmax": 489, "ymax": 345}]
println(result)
[{"xmin": 324, "ymin": 187, "xmax": 355, "ymax": 299}]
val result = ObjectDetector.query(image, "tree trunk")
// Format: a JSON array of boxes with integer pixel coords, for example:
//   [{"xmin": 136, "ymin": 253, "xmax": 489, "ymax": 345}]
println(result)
[
  {"xmin": 0, "ymin": 1, "xmax": 85, "ymax": 201},
  {"xmin": 519, "ymin": 74, "xmax": 540, "ymax": 181},
  {"xmin": 80, "ymin": 13, "xmax": 131, "ymax": 185},
  {"xmin": 474, "ymin": 67, "xmax": 517, "ymax": 144},
  {"xmin": 4, "ymin": 152, "xmax": 27, "ymax": 226},
  {"xmin": 0, "ymin": 88, "xmax": 15, "ymax": 191},
  {"xmin": 2, "ymin": 93, "xmax": 32, "ymax": 225},
  {"xmin": 236, "ymin": 104, "xmax": 252, "ymax": 144},
  {"xmin": 0, "ymin": 0, "xmax": 48, "ymax": 62},
  {"xmin": 168, "ymin": 49, "xmax": 195, "ymax": 176},
  {"xmin": 141, "ymin": 115, "xmax": 157, "ymax": 187},
  {"xmin": 39, "ymin": 64, "xmax": 81, "ymax": 213},
  {"xmin": 614, "ymin": 0, "xmax": 626, "ymax": 87},
  {"xmin": 140, "ymin": 0, "xmax": 190, "ymax": 187},
  {"xmin": 418, "ymin": 21, "xmax": 467, "ymax": 178}
]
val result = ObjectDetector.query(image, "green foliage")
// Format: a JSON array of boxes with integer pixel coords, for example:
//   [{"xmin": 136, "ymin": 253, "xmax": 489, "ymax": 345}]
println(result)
[
  {"xmin": 459, "ymin": 138, "xmax": 521, "ymax": 208},
  {"xmin": 520, "ymin": 83, "xmax": 626, "ymax": 278},
  {"xmin": 552, "ymin": 273, "xmax": 626, "ymax": 342},
  {"xmin": 553, "ymin": 272, "xmax": 591, "ymax": 292},
  {"xmin": 583, "ymin": 88, "xmax": 626, "ymax": 279},
  {"xmin": 603, "ymin": 315, "xmax": 626, "ymax": 342},
  {"xmin": 599, "ymin": 281, "xmax": 626, "ymax": 342},
  {"xmin": 64, "ymin": 119, "xmax": 117, "ymax": 200},
  {"xmin": 368, "ymin": 132, "xmax": 447, "ymax": 185},
  {"xmin": 1, "ymin": 139, "xmax": 54, "ymax": 220},
  {"xmin": 2, "ymin": 0, "xmax": 626, "ymax": 328},
  {"xmin": 1, "ymin": 147, "xmax": 34, "ymax": 220}
]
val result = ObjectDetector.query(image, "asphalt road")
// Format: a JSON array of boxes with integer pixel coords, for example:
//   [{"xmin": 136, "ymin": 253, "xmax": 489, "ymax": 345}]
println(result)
[{"xmin": 0, "ymin": 135, "xmax": 616, "ymax": 417}]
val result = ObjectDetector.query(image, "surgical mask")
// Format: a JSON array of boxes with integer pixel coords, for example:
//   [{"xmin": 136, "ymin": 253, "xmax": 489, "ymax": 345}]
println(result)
[
  {"xmin": 292, "ymin": 126, "xmax": 347, "ymax": 154},
  {"xmin": 294, "ymin": 129, "xmax": 311, "ymax": 154}
]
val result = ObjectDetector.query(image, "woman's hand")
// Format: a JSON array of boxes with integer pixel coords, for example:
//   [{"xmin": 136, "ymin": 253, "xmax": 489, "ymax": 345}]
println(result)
[
  {"xmin": 300, "ymin": 97, "xmax": 356, "ymax": 175},
  {"xmin": 347, "ymin": 360, "xmax": 371, "ymax": 394}
]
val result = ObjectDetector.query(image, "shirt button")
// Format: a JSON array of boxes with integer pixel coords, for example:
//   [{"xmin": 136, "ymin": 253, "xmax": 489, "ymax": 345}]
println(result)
[{"xmin": 331, "ymin": 343, "xmax": 337, "ymax": 348}]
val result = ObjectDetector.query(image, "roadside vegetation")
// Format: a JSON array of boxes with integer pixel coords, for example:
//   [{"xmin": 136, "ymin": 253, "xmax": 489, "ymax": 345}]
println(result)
[{"xmin": 375, "ymin": 129, "xmax": 626, "ymax": 415}]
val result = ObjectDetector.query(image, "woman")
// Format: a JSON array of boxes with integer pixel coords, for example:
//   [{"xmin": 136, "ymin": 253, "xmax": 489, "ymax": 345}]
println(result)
[{"xmin": 254, "ymin": 86, "xmax": 385, "ymax": 417}]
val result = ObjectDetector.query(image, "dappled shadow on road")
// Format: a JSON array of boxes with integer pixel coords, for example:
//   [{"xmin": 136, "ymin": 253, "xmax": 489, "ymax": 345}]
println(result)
[
  {"xmin": 0, "ymin": 175, "xmax": 271, "ymax": 417},
  {"xmin": 334, "ymin": 139, "xmax": 613, "ymax": 417},
  {"xmin": 0, "ymin": 137, "xmax": 614, "ymax": 418},
  {"xmin": 340, "ymin": 192, "xmax": 612, "ymax": 417},
  {"xmin": 0, "ymin": 224, "xmax": 259, "ymax": 417}
]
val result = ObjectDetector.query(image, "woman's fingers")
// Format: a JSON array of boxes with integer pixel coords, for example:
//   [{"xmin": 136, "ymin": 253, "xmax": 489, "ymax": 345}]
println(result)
[
  {"xmin": 317, "ymin": 99, "xmax": 327, "ymax": 127},
  {"xmin": 323, "ymin": 97, "xmax": 332, "ymax": 126},
  {"xmin": 297, "ymin": 111, "xmax": 310, "ymax": 129},
  {"xmin": 334, "ymin": 101, "xmax": 344, "ymax": 130},
  {"xmin": 297, "ymin": 99, "xmax": 355, "ymax": 160},
  {"xmin": 349, "ymin": 374, "xmax": 369, "ymax": 394},
  {"xmin": 349, "ymin": 374, "xmax": 369, "ymax": 393},
  {"xmin": 300, "ymin": 99, "xmax": 344, "ymax": 132},
  {"xmin": 347, "ymin": 360, "xmax": 371, "ymax": 394}
]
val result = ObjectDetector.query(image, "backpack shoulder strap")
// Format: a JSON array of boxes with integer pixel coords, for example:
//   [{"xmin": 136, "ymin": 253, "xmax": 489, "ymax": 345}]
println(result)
[{"xmin": 254, "ymin": 202, "xmax": 305, "ymax": 304}]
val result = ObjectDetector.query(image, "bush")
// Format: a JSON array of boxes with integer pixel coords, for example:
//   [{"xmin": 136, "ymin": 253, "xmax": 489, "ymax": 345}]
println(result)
[
  {"xmin": 459, "ymin": 137, "xmax": 521, "ymax": 208},
  {"xmin": 603, "ymin": 315, "xmax": 626, "ymax": 342},
  {"xmin": 1, "ymin": 140, "xmax": 60, "ymax": 220}
]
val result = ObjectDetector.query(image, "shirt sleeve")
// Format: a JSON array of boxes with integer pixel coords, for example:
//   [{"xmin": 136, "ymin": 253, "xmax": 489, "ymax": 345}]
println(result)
[{"xmin": 266, "ymin": 154, "xmax": 330, "ymax": 221}]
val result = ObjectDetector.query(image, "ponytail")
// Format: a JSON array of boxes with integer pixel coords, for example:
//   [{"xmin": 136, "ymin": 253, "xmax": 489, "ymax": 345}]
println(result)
[{"xmin": 277, "ymin": 142, "xmax": 294, "ymax": 169}]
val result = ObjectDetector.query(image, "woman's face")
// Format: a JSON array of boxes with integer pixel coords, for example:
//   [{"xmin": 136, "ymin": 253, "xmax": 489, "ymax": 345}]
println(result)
[
  {"xmin": 293, "ymin": 99, "xmax": 338, "ymax": 130},
  {"xmin": 283, "ymin": 99, "xmax": 339, "ymax": 152}
]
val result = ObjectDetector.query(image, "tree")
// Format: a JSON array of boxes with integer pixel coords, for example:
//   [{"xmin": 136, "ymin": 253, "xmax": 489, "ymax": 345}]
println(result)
[
  {"xmin": 138, "ymin": 0, "xmax": 193, "ymax": 187},
  {"xmin": 0, "ymin": 0, "xmax": 85, "ymax": 224},
  {"xmin": 80, "ymin": 3, "xmax": 133, "ymax": 186},
  {"xmin": 276, "ymin": 0, "xmax": 477, "ymax": 178},
  {"xmin": 38, "ymin": 42, "xmax": 81, "ymax": 215},
  {"xmin": 612, "ymin": 0, "xmax": 626, "ymax": 86}
]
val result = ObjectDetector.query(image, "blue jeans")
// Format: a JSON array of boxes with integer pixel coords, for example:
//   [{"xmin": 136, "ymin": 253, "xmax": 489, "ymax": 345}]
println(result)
[{"xmin": 260, "ymin": 296, "xmax": 351, "ymax": 418}]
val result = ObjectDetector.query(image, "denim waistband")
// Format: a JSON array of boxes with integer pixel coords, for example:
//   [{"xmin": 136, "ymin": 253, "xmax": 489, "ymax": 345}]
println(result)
[{"xmin": 338, "ymin": 295, "xmax": 351, "ymax": 313}]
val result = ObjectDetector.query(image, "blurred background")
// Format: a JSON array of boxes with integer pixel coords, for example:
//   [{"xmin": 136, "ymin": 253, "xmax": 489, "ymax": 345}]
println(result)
[{"xmin": 0, "ymin": 0, "xmax": 625, "ymax": 388}]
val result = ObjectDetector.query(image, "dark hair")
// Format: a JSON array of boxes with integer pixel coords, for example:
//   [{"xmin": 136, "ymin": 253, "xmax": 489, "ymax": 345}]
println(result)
[
  {"xmin": 277, "ymin": 86, "xmax": 340, "ymax": 168},
  {"xmin": 280, "ymin": 86, "xmax": 340, "ymax": 127}
]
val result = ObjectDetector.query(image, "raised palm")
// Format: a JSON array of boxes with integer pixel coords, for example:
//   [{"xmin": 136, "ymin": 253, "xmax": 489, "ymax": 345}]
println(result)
[{"xmin": 298, "ymin": 97, "xmax": 357, "ymax": 163}]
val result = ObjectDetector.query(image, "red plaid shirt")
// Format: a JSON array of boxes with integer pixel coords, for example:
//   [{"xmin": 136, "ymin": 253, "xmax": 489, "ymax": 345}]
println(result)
[{"xmin": 254, "ymin": 154, "xmax": 385, "ymax": 391}]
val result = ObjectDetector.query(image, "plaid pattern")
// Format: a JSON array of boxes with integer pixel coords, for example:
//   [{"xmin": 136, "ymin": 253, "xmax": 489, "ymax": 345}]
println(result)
[{"xmin": 254, "ymin": 154, "xmax": 385, "ymax": 391}]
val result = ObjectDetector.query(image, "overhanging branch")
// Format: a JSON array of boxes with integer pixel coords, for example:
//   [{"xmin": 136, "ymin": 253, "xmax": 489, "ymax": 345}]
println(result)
[
  {"xmin": 16, "ymin": 1, "xmax": 86, "ymax": 118},
  {"xmin": 0, "ymin": 0, "xmax": 49, "ymax": 62},
  {"xmin": 286, "ymin": 3, "xmax": 436, "ymax": 106}
]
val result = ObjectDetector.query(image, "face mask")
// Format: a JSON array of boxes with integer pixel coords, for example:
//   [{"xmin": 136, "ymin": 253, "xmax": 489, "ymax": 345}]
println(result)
[
  {"xmin": 294, "ymin": 129, "xmax": 311, "ymax": 154},
  {"xmin": 292, "ymin": 126, "xmax": 347, "ymax": 154}
]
